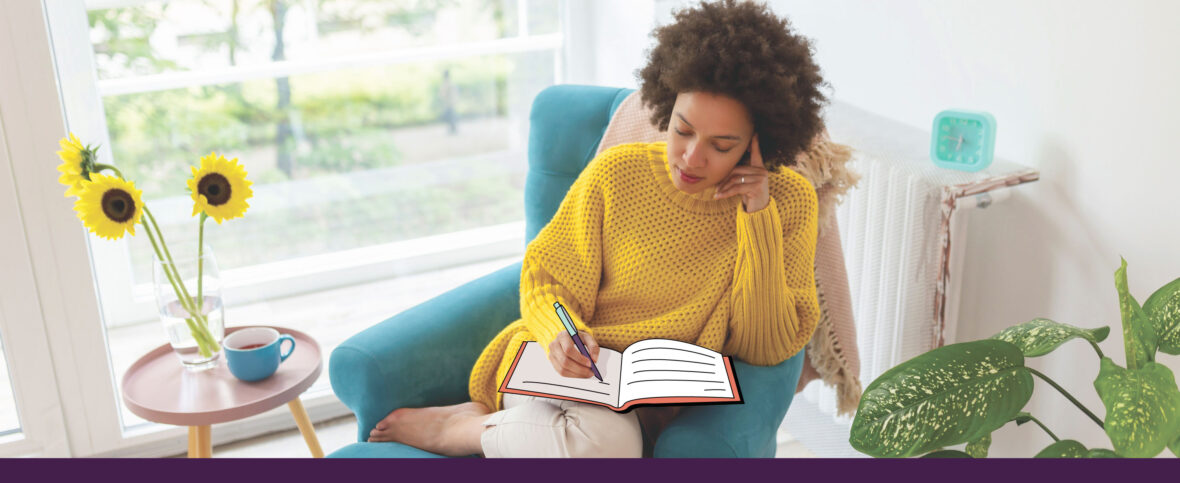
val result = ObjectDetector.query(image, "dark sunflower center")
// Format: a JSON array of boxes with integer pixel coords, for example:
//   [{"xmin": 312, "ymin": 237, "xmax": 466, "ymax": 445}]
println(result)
[
  {"xmin": 198, "ymin": 173, "xmax": 232, "ymax": 206},
  {"xmin": 101, "ymin": 189, "xmax": 136, "ymax": 223}
]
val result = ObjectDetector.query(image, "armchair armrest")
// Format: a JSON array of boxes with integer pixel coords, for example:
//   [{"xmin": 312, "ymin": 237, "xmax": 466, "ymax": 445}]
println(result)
[
  {"xmin": 329, "ymin": 261, "xmax": 522, "ymax": 443},
  {"xmin": 653, "ymin": 348, "xmax": 806, "ymax": 458}
]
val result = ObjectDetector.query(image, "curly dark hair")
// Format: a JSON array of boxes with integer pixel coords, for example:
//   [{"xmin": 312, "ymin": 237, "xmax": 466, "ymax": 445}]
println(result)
[{"xmin": 637, "ymin": 0, "xmax": 830, "ymax": 172}]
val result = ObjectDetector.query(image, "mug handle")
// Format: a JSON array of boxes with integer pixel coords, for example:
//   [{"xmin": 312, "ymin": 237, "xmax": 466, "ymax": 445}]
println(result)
[{"xmin": 278, "ymin": 334, "xmax": 296, "ymax": 362}]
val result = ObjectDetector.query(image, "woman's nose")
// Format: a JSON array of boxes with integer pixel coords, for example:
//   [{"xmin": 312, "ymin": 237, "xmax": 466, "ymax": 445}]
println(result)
[{"xmin": 683, "ymin": 143, "xmax": 705, "ymax": 167}]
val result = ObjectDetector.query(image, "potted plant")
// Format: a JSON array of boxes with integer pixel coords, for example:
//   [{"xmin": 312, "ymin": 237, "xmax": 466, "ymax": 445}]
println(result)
[{"xmin": 849, "ymin": 258, "xmax": 1180, "ymax": 458}]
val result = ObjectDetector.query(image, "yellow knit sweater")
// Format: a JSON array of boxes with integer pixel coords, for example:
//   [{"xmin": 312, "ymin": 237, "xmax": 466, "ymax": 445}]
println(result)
[{"xmin": 468, "ymin": 141, "xmax": 820, "ymax": 411}]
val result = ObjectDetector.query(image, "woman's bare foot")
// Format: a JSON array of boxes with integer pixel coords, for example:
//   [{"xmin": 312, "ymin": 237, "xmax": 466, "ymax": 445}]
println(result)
[{"xmin": 367, "ymin": 401, "xmax": 492, "ymax": 456}]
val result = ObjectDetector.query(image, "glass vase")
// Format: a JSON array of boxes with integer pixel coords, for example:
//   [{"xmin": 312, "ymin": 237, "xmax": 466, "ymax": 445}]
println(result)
[{"xmin": 152, "ymin": 246, "xmax": 225, "ymax": 372}]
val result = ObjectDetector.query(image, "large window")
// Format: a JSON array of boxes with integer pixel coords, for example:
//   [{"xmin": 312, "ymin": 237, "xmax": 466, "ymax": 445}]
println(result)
[
  {"xmin": 0, "ymin": 0, "xmax": 564, "ymax": 455},
  {"xmin": 83, "ymin": 0, "xmax": 558, "ymax": 432}
]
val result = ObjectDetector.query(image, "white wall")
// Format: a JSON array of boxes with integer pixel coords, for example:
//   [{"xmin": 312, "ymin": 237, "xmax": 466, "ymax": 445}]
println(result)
[
  {"xmin": 589, "ymin": 0, "xmax": 1180, "ymax": 457},
  {"xmin": 563, "ymin": 0, "xmax": 655, "ymax": 88}
]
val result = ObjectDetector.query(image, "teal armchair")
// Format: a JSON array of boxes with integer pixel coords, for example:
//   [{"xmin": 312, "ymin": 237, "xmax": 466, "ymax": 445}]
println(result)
[{"xmin": 327, "ymin": 84, "xmax": 806, "ymax": 458}]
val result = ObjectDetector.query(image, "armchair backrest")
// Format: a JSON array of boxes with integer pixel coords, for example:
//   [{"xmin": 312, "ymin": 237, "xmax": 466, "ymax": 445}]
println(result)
[{"xmin": 524, "ymin": 85, "xmax": 631, "ymax": 243}]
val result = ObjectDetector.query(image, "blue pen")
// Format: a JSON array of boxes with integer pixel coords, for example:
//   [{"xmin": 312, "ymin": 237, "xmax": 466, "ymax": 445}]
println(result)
[{"xmin": 554, "ymin": 302, "xmax": 603, "ymax": 381}]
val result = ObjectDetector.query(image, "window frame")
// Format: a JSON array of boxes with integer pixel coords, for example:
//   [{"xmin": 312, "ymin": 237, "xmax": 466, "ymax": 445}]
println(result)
[
  {"xmin": 0, "ymin": 0, "xmax": 568, "ymax": 457},
  {"xmin": 83, "ymin": 2, "xmax": 563, "ymax": 328}
]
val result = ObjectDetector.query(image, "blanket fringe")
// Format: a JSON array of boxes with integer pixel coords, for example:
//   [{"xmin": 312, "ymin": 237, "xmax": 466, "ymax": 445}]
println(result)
[{"xmin": 807, "ymin": 266, "xmax": 863, "ymax": 417}]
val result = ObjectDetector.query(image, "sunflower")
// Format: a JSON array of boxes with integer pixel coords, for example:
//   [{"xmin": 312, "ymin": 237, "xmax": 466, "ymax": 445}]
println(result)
[
  {"xmin": 56, "ymin": 133, "xmax": 96, "ymax": 197},
  {"xmin": 187, "ymin": 152, "xmax": 253, "ymax": 224},
  {"xmin": 73, "ymin": 173, "xmax": 144, "ymax": 240}
]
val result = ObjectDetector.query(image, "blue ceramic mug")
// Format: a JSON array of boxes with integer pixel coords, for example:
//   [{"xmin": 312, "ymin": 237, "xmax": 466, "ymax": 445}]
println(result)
[{"xmin": 224, "ymin": 327, "xmax": 295, "ymax": 382}]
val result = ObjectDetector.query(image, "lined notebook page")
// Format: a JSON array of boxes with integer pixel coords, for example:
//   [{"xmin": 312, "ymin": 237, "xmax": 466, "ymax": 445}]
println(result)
[
  {"xmin": 502, "ymin": 341, "xmax": 624, "ymax": 407},
  {"xmin": 618, "ymin": 339, "xmax": 734, "ymax": 404}
]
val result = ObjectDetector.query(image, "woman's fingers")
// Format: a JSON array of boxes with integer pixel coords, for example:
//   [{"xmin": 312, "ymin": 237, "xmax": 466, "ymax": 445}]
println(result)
[
  {"xmin": 580, "ymin": 330, "xmax": 600, "ymax": 363},
  {"xmin": 714, "ymin": 173, "xmax": 764, "ymax": 199},
  {"xmin": 548, "ymin": 333, "xmax": 593, "ymax": 378},
  {"xmin": 749, "ymin": 134, "xmax": 763, "ymax": 168}
]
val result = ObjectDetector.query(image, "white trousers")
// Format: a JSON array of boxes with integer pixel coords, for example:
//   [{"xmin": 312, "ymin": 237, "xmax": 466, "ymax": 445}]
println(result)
[{"xmin": 479, "ymin": 392, "xmax": 643, "ymax": 458}]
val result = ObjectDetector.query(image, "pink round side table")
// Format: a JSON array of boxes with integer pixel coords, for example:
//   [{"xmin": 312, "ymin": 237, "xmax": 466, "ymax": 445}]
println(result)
[{"xmin": 121, "ymin": 326, "xmax": 324, "ymax": 458}]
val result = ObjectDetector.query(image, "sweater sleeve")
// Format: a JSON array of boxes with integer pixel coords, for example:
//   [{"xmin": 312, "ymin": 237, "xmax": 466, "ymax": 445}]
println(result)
[
  {"xmin": 723, "ymin": 177, "xmax": 821, "ymax": 365},
  {"xmin": 519, "ymin": 163, "xmax": 605, "ymax": 354}
]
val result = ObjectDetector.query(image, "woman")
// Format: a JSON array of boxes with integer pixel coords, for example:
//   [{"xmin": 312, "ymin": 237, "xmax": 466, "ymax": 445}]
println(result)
[{"xmin": 366, "ymin": 0, "xmax": 828, "ymax": 457}]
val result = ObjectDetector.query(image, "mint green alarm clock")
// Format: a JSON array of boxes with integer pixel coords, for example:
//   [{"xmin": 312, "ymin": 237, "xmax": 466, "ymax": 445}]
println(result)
[{"xmin": 930, "ymin": 109, "xmax": 996, "ymax": 172}]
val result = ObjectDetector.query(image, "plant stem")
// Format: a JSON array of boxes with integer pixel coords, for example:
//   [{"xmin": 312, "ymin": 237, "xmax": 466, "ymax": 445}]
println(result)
[
  {"xmin": 98, "ymin": 163, "xmax": 219, "ymax": 355},
  {"xmin": 95, "ymin": 164, "xmax": 122, "ymax": 178},
  {"xmin": 198, "ymin": 213, "xmax": 207, "ymax": 311},
  {"xmin": 141, "ymin": 212, "xmax": 212, "ymax": 357},
  {"xmin": 1024, "ymin": 414, "xmax": 1061, "ymax": 442},
  {"xmin": 145, "ymin": 207, "xmax": 220, "ymax": 354},
  {"xmin": 144, "ymin": 207, "xmax": 218, "ymax": 351},
  {"xmin": 141, "ymin": 216, "xmax": 192, "ymax": 316},
  {"xmin": 1088, "ymin": 339, "xmax": 1105, "ymax": 359},
  {"xmin": 1026, "ymin": 367, "xmax": 1105, "ymax": 429},
  {"xmin": 143, "ymin": 207, "xmax": 194, "ymax": 309}
]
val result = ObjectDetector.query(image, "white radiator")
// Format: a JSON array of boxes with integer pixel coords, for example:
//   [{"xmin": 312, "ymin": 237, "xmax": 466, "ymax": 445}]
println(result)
[{"xmin": 781, "ymin": 100, "xmax": 1039, "ymax": 457}]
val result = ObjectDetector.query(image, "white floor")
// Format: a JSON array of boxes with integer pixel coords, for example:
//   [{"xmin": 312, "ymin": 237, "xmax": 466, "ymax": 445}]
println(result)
[{"xmin": 198, "ymin": 414, "xmax": 815, "ymax": 458}]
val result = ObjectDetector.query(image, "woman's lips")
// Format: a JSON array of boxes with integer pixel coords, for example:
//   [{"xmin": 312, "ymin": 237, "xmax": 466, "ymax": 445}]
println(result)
[{"xmin": 677, "ymin": 167, "xmax": 703, "ymax": 183}]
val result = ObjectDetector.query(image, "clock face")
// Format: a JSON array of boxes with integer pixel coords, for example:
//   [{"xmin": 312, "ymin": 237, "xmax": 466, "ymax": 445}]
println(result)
[
  {"xmin": 935, "ymin": 117, "xmax": 986, "ymax": 166},
  {"xmin": 930, "ymin": 109, "xmax": 996, "ymax": 172}
]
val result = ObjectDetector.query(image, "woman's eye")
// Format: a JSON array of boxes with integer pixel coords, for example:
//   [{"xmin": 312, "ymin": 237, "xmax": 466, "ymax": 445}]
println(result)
[{"xmin": 674, "ymin": 128, "xmax": 731, "ymax": 152}]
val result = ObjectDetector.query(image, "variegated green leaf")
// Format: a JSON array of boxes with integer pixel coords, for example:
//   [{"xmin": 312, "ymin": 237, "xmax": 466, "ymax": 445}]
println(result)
[
  {"xmin": 1093, "ymin": 357, "xmax": 1180, "ymax": 458},
  {"xmin": 1143, "ymin": 277, "xmax": 1180, "ymax": 355},
  {"xmin": 991, "ymin": 318, "xmax": 1110, "ymax": 357},
  {"xmin": 921, "ymin": 449, "xmax": 972, "ymax": 458},
  {"xmin": 965, "ymin": 433, "xmax": 991, "ymax": 458},
  {"xmin": 1116, "ymin": 258, "xmax": 1156, "ymax": 369},
  {"xmin": 849, "ymin": 339, "xmax": 1034, "ymax": 458},
  {"xmin": 1086, "ymin": 448, "xmax": 1120, "ymax": 458},
  {"xmin": 1170, "ymin": 431, "xmax": 1180, "ymax": 457},
  {"xmin": 1034, "ymin": 439, "xmax": 1087, "ymax": 458}
]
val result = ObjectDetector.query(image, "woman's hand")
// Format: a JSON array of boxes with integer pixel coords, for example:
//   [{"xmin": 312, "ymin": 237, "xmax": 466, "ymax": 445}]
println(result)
[
  {"xmin": 547, "ymin": 330, "xmax": 600, "ymax": 378},
  {"xmin": 714, "ymin": 134, "xmax": 771, "ymax": 213}
]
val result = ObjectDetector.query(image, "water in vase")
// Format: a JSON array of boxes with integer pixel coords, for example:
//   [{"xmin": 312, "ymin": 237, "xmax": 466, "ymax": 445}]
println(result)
[{"xmin": 160, "ymin": 295, "xmax": 225, "ymax": 370}]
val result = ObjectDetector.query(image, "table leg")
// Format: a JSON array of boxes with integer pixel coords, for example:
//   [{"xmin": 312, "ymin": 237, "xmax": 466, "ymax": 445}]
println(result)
[
  {"xmin": 195, "ymin": 425, "xmax": 212, "ymax": 458},
  {"xmin": 188, "ymin": 426, "xmax": 198, "ymax": 458},
  {"xmin": 287, "ymin": 398, "xmax": 324, "ymax": 458}
]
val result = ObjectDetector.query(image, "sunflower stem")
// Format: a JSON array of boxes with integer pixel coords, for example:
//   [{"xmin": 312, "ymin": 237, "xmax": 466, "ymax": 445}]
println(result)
[
  {"xmin": 183, "ymin": 317, "xmax": 213, "ymax": 358},
  {"xmin": 141, "ymin": 219, "xmax": 188, "ymax": 314},
  {"xmin": 1027, "ymin": 367, "xmax": 1104, "ymax": 429},
  {"xmin": 141, "ymin": 213, "xmax": 206, "ymax": 355},
  {"xmin": 142, "ymin": 200, "xmax": 219, "ymax": 355},
  {"xmin": 97, "ymin": 163, "xmax": 220, "ymax": 355},
  {"xmin": 147, "ymin": 218, "xmax": 218, "ymax": 353},
  {"xmin": 198, "ymin": 213, "xmax": 207, "ymax": 313},
  {"xmin": 144, "ymin": 208, "xmax": 197, "ymax": 310},
  {"xmin": 95, "ymin": 164, "xmax": 123, "ymax": 179}
]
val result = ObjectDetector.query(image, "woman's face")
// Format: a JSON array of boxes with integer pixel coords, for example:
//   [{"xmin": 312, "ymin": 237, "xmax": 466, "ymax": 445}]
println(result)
[{"xmin": 666, "ymin": 91, "xmax": 755, "ymax": 194}]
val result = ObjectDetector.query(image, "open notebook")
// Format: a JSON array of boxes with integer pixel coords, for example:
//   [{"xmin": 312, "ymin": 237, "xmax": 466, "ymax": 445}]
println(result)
[{"xmin": 499, "ymin": 339, "xmax": 742, "ymax": 412}]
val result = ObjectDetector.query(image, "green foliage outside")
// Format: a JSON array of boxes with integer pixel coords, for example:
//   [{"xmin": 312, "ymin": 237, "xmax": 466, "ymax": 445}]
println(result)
[
  {"xmin": 86, "ymin": 0, "xmax": 543, "ymax": 277},
  {"xmin": 103, "ymin": 58, "xmax": 511, "ymax": 197}
]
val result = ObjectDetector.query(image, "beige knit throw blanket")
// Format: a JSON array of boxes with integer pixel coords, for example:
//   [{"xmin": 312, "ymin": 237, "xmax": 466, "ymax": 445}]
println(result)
[{"xmin": 595, "ymin": 91, "xmax": 863, "ymax": 415}]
